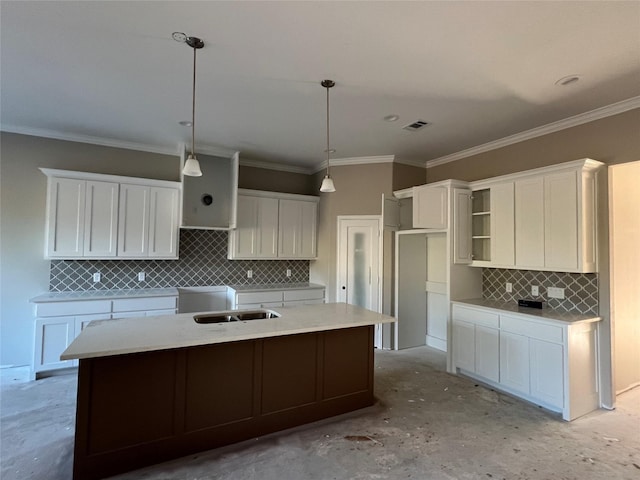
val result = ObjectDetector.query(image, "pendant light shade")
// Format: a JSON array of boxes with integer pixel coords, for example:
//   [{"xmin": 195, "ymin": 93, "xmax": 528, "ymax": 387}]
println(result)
[
  {"xmin": 320, "ymin": 175, "xmax": 335, "ymax": 192},
  {"xmin": 174, "ymin": 32, "xmax": 204, "ymax": 177},
  {"xmin": 320, "ymin": 79, "xmax": 336, "ymax": 193},
  {"xmin": 183, "ymin": 154, "xmax": 202, "ymax": 177}
]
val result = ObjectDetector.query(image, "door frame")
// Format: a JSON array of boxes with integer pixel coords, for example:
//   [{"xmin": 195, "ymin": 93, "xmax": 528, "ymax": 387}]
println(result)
[{"xmin": 336, "ymin": 215, "xmax": 383, "ymax": 345}]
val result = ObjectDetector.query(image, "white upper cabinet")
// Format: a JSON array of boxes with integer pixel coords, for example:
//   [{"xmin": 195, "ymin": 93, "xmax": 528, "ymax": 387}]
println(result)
[
  {"xmin": 468, "ymin": 159, "xmax": 603, "ymax": 273},
  {"xmin": 228, "ymin": 190, "xmax": 319, "ymax": 260},
  {"xmin": 413, "ymin": 184, "xmax": 448, "ymax": 229},
  {"xmin": 45, "ymin": 176, "xmax": 119, "ymax": 258},
  {"xmin": 278, "ymin": 199, "xmax": 318, "ymax": 259},
  {"xmin": 41, "ymin": 169, "xmax": 181, "ymax": 260},
  {"xmin": 515, "ymin": 176, "xmax": 545, "ymax": 269},
  {"xmin": 118, "ymin": 184, "xmax": 180, "ymax": 259},
  {"xmin": 46, "ymin": 177, "xmax": 86, "ymax": 258},
  {"xmin": 452, "ymin": 188, "xmax": 472, "ymax": 264},
  {"xmin": 490, "ymin": 182, "xmax": 515, "ymax": 267},
  {"xmin": 118, "ymin": 184, "xmax": 149, "ymax": 258},
  {"xmin": 148, "ymin": 187, "xmax": 180, "ymax": 258},
  {"xmin": 230, "ymin": 195, "xmax": 278, "ymax": 259},
  {"xmin": 84, "ymin": 181, "xmax": 119, "ymax": 257}
]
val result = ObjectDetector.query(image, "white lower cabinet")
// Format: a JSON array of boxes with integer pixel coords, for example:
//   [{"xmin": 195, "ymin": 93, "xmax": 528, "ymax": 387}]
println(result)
[
  {"xmin": 499, "ymin": 330, "xmax": 531, "ymax": 395},
  {"xmin": 228, "ymin": 286, "xmax": 325, "ymax": 310},
  {"xmin": 33, "ymin": 294, "xmax": 177, "ymax": 376},
  {"xmin": 452, "ymin": 302, "xmax": 600, "ymax": 421},
  {"xmin": 529, "ymin": 338, "xmax": 564, "ymax": 408}
]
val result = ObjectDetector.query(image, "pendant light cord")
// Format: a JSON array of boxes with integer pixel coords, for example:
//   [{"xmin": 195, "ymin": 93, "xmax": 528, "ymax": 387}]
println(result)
[
  {"xmin": 191, "ymin": 45, "xmax": 197, "ymax": 158},
  {"xmin": 325, "ymin": 84, "xmax": 330, "ymax": 176}
]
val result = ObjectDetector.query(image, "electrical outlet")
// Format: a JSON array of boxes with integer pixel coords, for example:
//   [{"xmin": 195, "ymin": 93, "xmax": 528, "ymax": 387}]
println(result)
[
  {"xmin": 138, "ymin": 272, "xmax": 146, "ymax": 282},
  {"xmin": 286, "ymin": 269, "xmax": 292, "ymax": 277},
  {"xmin": 92, "ymin": 272, "xmax": 101, "ymax": 283},
  {"xmin": 247, "ymin": 270, "xmax": 253, "ymax": 278},
  {"xmin": 506, "ymin": 282, "xmax": 513, "ymax": 293},
  {"xmin": 531, "ymin": 285, "xmax": 539, "ymax": 296},
  {"xmin": 548, "ymin": 287, "xmax": 565, "ymax": 299}
]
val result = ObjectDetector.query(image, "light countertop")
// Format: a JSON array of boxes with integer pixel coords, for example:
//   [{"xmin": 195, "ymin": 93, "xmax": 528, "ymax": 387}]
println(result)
[
  {"xmin": 227, "ymin": 283, "xmax": 325, "ymax": 293},
  {"xmin": 30, "ymin": 288, "xmax": 179, "ymax": 303},
  {"xmin": 452, "ymin": 298, "xmax": 600, "ymax": 324},
  {"xmin": 61, "ymin": 303, "xmax": 395, "ymax": 361}
]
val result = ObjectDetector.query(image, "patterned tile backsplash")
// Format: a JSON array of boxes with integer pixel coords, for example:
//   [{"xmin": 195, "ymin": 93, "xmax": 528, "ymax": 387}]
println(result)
[
  {"xmin": 49, "ymin": 230, "xmax": 309, "ymax": 292},
  {"xmin": 482, "ymin": 268, "xmax": 598, "ymax": 315}
]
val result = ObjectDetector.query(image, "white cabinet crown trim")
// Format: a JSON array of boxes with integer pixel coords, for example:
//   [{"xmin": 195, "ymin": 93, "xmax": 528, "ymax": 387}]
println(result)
[
  {"xmin": 40, "ymin": 168, "xmax": 181, "ymax": 189},
  {"xmin": 237, "ymin": 188, "xmax": 319, "ymax": 203}
]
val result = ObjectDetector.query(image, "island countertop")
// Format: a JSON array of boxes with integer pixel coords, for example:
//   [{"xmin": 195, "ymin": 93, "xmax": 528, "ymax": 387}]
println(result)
[{"xmin": 61, "ymin": 303, "xmax": 395, "ymax": 361}]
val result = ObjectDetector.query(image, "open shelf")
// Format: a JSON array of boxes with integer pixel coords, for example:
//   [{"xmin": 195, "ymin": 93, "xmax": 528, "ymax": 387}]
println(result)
[{"xmin": 471, "ymin": 189, "xmax": 491, "ymax": 262}]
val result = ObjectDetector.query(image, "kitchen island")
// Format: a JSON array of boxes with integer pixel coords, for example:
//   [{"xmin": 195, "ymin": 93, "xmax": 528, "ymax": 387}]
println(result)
[{"xmin": 61, "ymin": 303, "xmax": 395, "ymax": 480}]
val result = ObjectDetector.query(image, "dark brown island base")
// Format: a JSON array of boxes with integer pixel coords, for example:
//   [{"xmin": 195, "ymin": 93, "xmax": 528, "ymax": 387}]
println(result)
[{"xmin": 61, "ymin": 303, "xmax": 396, "ymax": 480}]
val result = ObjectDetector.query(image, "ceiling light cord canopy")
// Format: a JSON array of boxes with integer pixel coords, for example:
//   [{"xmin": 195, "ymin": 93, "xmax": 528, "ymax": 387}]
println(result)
[
  {"xmin": 320, "ymin": 79, "xmax": 336, "ymax": 193},
  {"xmin": 174, "ymin": 32, "xmax": 204, "ymax": 177}
]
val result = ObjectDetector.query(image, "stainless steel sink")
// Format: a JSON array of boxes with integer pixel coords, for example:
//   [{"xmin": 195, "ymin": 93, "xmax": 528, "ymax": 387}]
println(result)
[
  {"xmin": 193, "ymin": 314, "xmax": 236, "ymax": 324},
  {"xmin": 193, "ymin": 309, "xmax": 280, "ymax": 324}
]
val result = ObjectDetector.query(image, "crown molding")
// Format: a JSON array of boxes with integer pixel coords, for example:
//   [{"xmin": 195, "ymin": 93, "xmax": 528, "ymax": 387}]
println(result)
[
  {"xmin": 0, "ymin": 124, "xmax": 180, "ymax": 156},
  {"xmin": 239, "ymin": 158, "xmax": 313, "ymax": 175},
  {"xmin": 313, "ymin": 155, "xmax": 396, "ymax": 173},
  {"xmin": 426, "ymin": 96, "xmax": 640, "ymax": 168},
  {"xmin": 393, "ymin": 158, "xmax": 427, "ymax": 169}
]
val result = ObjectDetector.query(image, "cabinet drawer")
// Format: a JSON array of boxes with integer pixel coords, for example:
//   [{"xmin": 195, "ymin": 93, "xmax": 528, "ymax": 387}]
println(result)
[
  {"xmin": 35, "ymin": 300, "xmax": 111, "ymax": 317},
  {"xmin": 112, "ymin": 296, "xmax": 177, "ymax": 313},
  {"xmin": 283, "ymin": 289, "xmax": 324, "ymax": 302},
  {"xmin": 500, "ymin": 315, "xmax": 563, "ymax": 343},
  {"xmin": 452, "ymin": 305, "xmax": 499, "ymax": 329},
  {"xmin": 236, "ymin": 291, "xmax": 283, "ymax": 304}
]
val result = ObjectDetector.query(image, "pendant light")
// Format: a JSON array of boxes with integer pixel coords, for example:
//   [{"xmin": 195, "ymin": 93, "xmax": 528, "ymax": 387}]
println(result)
[
  {"xmin": 319, "ymin": 79, "xmax": 336, "ymax": 193},
  {"xmin": 174, "ymin": 32, "xmax": 204, "ymax": 177}
]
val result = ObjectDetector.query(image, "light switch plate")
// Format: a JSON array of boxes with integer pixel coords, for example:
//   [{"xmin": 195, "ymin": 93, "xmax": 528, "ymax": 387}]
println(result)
[
  {"xmin": 286, "ymin": 269, "xmax": 292, "ymax": 277},
  {"xmin": 92, "ymin": 272, "xmax": 101, "ymax": 283},
  {"xmin": 138, "ymin": 272, "xmax": 146, "ymax": 282},
  {"xmin": 531, "ymin": 285, "xmax": 539, "ymax": 296},
  {"xmin": 548, "ymin": 287, "xmax": 565, "ymax": 299},
  {"xmin": 506, "ymin": 282, "xmax": 513, "ymax": 293},
  {"xmin": 247, "ymin": 270, "xmax": 253, "ymax": 278}
]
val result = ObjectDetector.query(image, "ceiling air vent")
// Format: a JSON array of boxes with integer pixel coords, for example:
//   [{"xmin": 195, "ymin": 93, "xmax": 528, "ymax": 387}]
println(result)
[{"xmin": 402, "ymin": 120, "xmax": 431, "ymax": 132}]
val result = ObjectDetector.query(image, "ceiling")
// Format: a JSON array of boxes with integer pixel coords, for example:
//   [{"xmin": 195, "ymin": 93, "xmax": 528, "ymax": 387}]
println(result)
[{"xmin": 2, "ymin": 1, "xmax": 639, "ymax": 172}]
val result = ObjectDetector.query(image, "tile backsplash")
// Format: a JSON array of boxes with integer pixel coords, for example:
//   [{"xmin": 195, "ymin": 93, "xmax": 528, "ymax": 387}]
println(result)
[
  {"xmin": 482, "ymin": 268, "xmax": 598, "ymax": 315},
  {"xmin": 49, "ymin": 230, "xmax": 309, "ymax": 292}
]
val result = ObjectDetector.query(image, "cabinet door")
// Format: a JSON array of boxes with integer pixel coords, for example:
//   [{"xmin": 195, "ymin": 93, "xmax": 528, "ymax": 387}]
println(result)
[
  {"xmin": 475, "ymin": 325, "xmax": 499, "ymax": 382},
  {"xmin": 413, "ymin": 185, "xmax": 448, "ymax": 229},
  {"xmin": 499, "ymin": 330, "xmax": 530, "ymax": 394},
  {"xmin": 46, "ymin": 177, "xmax": 86, "ymax": 258},
  {"xmin": 529, "ymin": 338, "xmax": 564, "ymax": 408},
  {"xmin": 278, "ymin": 199, "xmax": 317, "ymax": 258},
  {"xmin": 84, "ymin": 181, "xmax": 119, "ymax": 258},
  {"xmin": 256, "ymin": 197, "xmax": 279, "ymax": 258},
  {"xmin": 453, "ymin": 188, "xmax": 472, "ymax": 264},
  {"xmin": 453, "ymin": 320, "xmax": 475, "ymax": 372},
  {"xmin": 148, "ymin": 187, "xmax": 179, "ymax": 258},
  {"xmin": 231, "ymin": 195, "xmax": 259, "ymax": 258},
  {"xmin": 515, "ymin": 177, "xmax": 544, "ymax": 269},
  {"xmin": 34, "ymin": 317, "xmax": 75, "ymax": 372},
  {"xmin": 490, "ymin": 182, "xmax": 515, "ymax": 267},
  {"xmin": 118, "ymin": 184, "xmax": 150, "ymax": 257},
  {"xmin": 544, "ymin": 171, "xmax": 578, "ymax": 271}
]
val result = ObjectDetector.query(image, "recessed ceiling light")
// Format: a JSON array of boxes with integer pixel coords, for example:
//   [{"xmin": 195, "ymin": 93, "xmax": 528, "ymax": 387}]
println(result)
[
  {"xmin": 384, "ymin": 114, "xmax": 400, "ymax": 122},
  {"xmin": 179, "ymin": 120, "xmax": 192, "ymax": 127},
  {"xmin": 555, "ymin": 75, "xmax": 581, "ymax": 86}
]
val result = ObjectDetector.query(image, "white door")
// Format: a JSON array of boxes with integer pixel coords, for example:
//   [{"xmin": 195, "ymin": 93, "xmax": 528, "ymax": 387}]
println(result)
[
  {"xmin": 413, "ymin": 185, "xmax": 448, "ymax": 229},
  {"xmin": 515, "ymin": 177, "xmax": 544, "ymax": 269},
  {"xmin": 337, "ymin": 217, "xmax": 381, "ymax": 344},
  {"xmin": 544, "ymin": 171, "xmax": 578, "ymax": 271}
]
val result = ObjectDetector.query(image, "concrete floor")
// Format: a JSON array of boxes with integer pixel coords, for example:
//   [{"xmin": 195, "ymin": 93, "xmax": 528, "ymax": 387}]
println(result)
[{"xmin": 2, "ymin": 346, "xmax": 639, "ymax": 480}]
